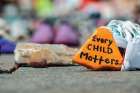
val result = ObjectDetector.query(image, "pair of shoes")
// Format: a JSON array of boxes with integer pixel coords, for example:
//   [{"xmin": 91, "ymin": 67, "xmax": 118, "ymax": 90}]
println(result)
[
  {"xmin": 0, "ymin": 37, "xmax": 16, "ymax": 54},
  {"xmin": 31, "ymin": 21, "xmax": 79, "ymax": 46}
]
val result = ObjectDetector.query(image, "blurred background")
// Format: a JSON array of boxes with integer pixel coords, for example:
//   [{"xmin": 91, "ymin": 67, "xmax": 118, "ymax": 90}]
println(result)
[{"xmin": 0, "ymin": 0, "xmax": 140, "ymax": 49}]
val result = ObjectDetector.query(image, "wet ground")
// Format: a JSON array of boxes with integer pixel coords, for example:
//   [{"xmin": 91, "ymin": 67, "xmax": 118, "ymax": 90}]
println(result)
[{"xmin": 0, "ymin": 54, "xmax": 140, "ymax": 93}]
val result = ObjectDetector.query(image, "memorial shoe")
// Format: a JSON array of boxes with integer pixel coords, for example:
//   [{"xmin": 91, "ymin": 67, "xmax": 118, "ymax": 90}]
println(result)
[
  {"xmin": 107, "ymin": 20, "xmax": 139, "ymax": 56},
  {"xmin": 121, "ymin": 37, "xmax": 140, "ymax": 71},
  {"xmin": 31, "ymin": 22, "xmax": 54, "ymax": 44},
  {"xmin": 54, "ymin": 21, "xmax": 79, "ymax": 46}
]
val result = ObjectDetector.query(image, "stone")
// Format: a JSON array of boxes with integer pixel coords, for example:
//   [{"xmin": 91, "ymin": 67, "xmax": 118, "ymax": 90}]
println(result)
[
  {"xmin": 14, "ymin": 43, "xmax": 78, "ymax": 66},
  {"xmin": 73, "ymin": 26, "xmax": 123, "ymax": 71}
]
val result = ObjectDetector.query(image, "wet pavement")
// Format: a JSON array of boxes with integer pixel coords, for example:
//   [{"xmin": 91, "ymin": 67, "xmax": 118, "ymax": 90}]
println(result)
[{"xmin": 0, "ymin": 54, "xmax": 140, "ymax": 93}]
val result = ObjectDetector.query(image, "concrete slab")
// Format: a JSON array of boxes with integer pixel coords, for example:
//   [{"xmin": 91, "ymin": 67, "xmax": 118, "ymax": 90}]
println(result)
[{"xmin": 0, "ymin": 55, "xmax": 140, "ymax": 93}]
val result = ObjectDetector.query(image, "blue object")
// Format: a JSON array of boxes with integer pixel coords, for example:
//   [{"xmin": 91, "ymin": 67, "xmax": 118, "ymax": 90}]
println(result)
[{"xmin": 0, "ymin": 38, "xmax": 16, "ymax": 54}]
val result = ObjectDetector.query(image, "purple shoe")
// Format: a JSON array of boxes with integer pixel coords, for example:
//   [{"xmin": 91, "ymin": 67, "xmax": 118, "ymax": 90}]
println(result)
[
  {"xmin": 31, "ymin": 23, "xmax": 54, "ymax": 44},
  {"xmin": 54, "ymin": 23, "xmax": 79, "ymax": 46}
]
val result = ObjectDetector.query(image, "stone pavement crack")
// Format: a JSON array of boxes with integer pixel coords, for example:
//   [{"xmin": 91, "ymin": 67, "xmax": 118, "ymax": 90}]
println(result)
[
  {"xmin": 0, "ymin": 63, "xmax": 22, "ymax": 74},
  {"xmin": 0, "ymin": 67, "xmax": 10, "ymax": 74}
]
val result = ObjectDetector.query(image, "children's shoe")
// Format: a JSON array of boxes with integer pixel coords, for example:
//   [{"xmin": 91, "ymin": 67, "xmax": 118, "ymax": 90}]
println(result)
[
  {"xmin": 31, "ymin": 23, "xmax": 54, "ymax": 44},
  {"xmin": 107, "ymin": 20, "xmax": 140, "ymax": 49},
  {"xmin": 107, "ymin": 20, "xmax": 128, "ymax": 48},
  {"xmin": 54, "ymin": 22, "xmax": 79, "ymax": 46},
  {"xmin": 121, "ymin": 37, "xmax": 140, "ymax": 71},
  {"xmin": 10, "ymin": 19, "xmax": 28, "ymax": 41}
]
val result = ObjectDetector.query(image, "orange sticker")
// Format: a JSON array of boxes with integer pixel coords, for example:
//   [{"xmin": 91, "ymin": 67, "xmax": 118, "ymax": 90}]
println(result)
[{"xmin": 73, "ymin": 26, "xmax": 123, "ymax": 71}]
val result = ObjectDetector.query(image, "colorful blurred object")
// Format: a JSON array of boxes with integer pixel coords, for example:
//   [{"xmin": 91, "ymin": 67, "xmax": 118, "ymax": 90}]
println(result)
[
  {"xmin": 0, "ymin": 37, "xmax": 16, "ymax": 54},
  {"xmin": 54, "ymin": 21, "xmax": 79, "ymax": 46},
  {"xmin": 31, "ymin": 22, "xmax": 54, "ymax": 44},
  {"xmin": 0, "ymin": 0, "xmax": 139, "ymax": 51},
  {"xmin": 107, "ymin": 20, "xmax": 140, "ymax": 48},
  {"xmin": 34, "ymin": 0, "xmax": 54, "ymax": 18}
]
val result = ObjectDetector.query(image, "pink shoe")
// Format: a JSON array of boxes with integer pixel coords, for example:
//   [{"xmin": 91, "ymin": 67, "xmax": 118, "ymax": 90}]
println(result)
[
  {"xmin": 31, "ymin": 23, "xmax": 54, "ymax": 44},
  {"xmin": 54, "ymin": 22, "xmax": 79, "ymax": 46}
]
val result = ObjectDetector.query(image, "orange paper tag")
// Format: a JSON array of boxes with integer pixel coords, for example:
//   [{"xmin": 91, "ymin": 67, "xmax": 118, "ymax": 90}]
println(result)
[{"xmin": 73, "ymin": 26, "xmax": 123, "ymax": 70}]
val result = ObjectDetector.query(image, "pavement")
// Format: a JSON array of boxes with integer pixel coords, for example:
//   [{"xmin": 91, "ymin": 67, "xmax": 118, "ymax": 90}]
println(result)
[{"xmin": 0, "ymin": 54, "xmax": 140, "ymax": 93}]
